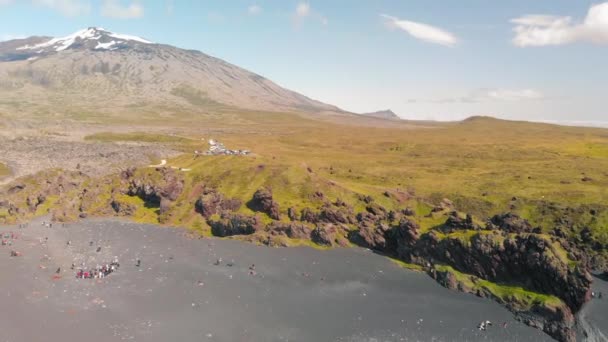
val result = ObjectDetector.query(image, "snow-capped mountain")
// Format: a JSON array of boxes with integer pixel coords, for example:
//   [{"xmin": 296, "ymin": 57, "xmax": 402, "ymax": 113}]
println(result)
[
  {"xmin": 0, "ymin": 28, "xmax": 340, "ymax": 114},
  {"xmin": 1, "ymin": 27, "xmax": 152, "ymax": 61}
]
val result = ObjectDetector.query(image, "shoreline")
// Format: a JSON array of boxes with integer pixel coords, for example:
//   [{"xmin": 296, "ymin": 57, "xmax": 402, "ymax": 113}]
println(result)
[{"xmin": 0, "ymin": 217, "xmax": 558, "ymax": 341}]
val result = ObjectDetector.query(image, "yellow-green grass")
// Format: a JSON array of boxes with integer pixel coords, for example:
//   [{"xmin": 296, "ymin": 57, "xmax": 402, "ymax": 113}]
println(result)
[
  {"xmin": 116, "ymin": 113, "xmax": 608, "ymax": 244},
  {"xmin": 390, "ymin": 258, "xmax": 425, "ymax": 272},
  {"xmin": 6, "ymin": 108, "xmax": 608, "ymax": 242},
  {"xmin": 0, "ymin": 162, "xmax": 10, "ymax": 178}
]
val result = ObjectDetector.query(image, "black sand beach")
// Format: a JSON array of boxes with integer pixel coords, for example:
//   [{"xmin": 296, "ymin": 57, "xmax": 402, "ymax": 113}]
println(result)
[{"xmin": 0, "ymin": 217, "xmax": 577, "ymax": 341}]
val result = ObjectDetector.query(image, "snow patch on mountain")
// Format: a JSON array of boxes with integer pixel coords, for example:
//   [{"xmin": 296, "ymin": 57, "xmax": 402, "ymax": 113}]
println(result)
[
  {"xmin": 95, "ymin": 41, "xmax": 117, "ymax": 50},
  {"xmin": 16, "ymin": 27, "xmax": 152, "ymax": 52}
]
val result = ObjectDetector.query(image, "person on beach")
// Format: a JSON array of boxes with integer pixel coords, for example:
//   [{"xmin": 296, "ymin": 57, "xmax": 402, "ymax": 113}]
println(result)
[{"xmin": 136, "ymin": 259, "xmax": 141, "ymax": 267}]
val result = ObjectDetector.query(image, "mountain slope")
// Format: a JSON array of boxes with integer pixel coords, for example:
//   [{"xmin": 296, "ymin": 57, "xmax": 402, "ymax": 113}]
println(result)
[
  {"xmin": 0, "ymin": 27, "xmax": 340, "ymax": 114},
  {"xmin": 362, "ymin": 109, "xmax": 400, "ymax": 120}
]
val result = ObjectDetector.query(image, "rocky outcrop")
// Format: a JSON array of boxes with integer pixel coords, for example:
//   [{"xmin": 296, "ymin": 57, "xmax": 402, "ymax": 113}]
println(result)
[
  {"xmin": 441, "ymin": 211, "xmax": 480, "ymax": 232},
  {"xmin": 350, "ymin": 217, "xmax": 419, "ymax": 255},
  {"xmin": 416, "ymin": 231, "xmax": 592, "ymax": 313},
  {"xmin": 266, "ymin": 222, "xmax": 313, "ymax": 240},
  {"xmin": 388, "ymin": 218, "xmax": 420, "ymax": 259},
  {"xmin": 209, "ymin": 213, "xmax": 261, "ymax": 237},
  {"xmin": 26, "ymin": 194, "xmax": 46, "ymax": 212},
  {"xmin": 311, "ymin": 224, "xmax": 349, "ymax": 247},
  {"xmin": 194, "ymin": 187, "xmax": 242, "ymax": 218},
  {"xmin": 488, "ymin": 213, "xmax": 541, "ymax": 234},
  {"xmin": 126, "ymin": 168, "xmax": 184, "ymax": 205},
  {"xmin": 248, "ymin": 188, "xmax": 280, "ymax": 220},
  {"xmin": 429, "ymin": 265, "xmax": 577, "ymax": 342},
  {"xmin": 110, "ymin": 198, "xmax": 136, "ymax": 216},
  {"xmin": 319, "ymin": 201, "xmax": 356, "ymax": 224}
]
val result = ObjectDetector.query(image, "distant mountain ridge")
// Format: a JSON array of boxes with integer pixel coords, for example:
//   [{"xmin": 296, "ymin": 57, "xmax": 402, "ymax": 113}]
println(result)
[
  {"xmin": 362, "ymin": 109, "xmax": 400, "ymax": 120},
  {"xmin": 0, "ymin": 27, "xmax": 341, "ymax": 114}
]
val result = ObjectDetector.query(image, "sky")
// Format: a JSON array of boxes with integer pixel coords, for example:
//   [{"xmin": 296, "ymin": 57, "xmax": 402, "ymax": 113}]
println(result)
[{"xmin": 0, "ymin": 0, "xmax": 607, "ymax": 123}]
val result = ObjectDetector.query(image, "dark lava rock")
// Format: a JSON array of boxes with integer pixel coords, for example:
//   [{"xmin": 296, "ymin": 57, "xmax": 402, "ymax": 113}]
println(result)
[
  {"xmin": 388, "ymin": 218, "xmax": 420, "ymax": 259},
  {"xmin": 359, "ymin": 195, "xmax": 374, "ymax": 204},
  {"xmin": 267, "ymin": 222, "xmax": 312, "ymax": 240},
  {"xmin": 248, "ymin": 188, "xmax": 281, "ymax": 220},
  {"xmin": 417, "ymin": 232, "xmax": 592, "ymax": 312},
  {"xmin": 195, "ymin": 188, "xmax": 242, "ymax": 218},
  {"xmin": 441, "ymin": 211, "xmax": 480, "ymax": 232},
  {"xmin": 352, "ymin": 222, "xmax": 391, "ymax": 250},
  {"xmin": 402, "ymin": 207, "xmax": 415, "ymax": 216},
  {"xmin": 311, "ymin": 224, "xmax": 349, "ymax": 247},
  {"xmin": 579, "ymin": 227, "xmax": 593, "ymax": 244},
  {"xmin": 127, "ymin": 168, "xmax": 184, "ymax": 205},
  {"xmin": 26, "ymin": 194, "xmax": 46, "ymax": 212},
  {"xmin": 351, "ymin": 217, "xmax": 419, "ymax": 258},
  {"xmin": 110, "ymin": 199, "xmax": 136, "ymax": 216},
  {"xmin": 209, "ymin": 213, "xmax": 261, "ymax": 237},
  {"xmin": 287, "ymin": 207, "xmax": 299, "ymax": 221},
  {"xmin": 488, "ymin": 212, "xmax": 538, "ymax": 233},
  {"xmin": 7, "ymin": 183, "xmax": 25, "ymax": 194},
  {"xmin": 319, "ymin": 203, "xmax": 356, "ymax": 224},
  {"xmin": 300, "ymin": 207, "xmax": 320, "ymax": 223}
]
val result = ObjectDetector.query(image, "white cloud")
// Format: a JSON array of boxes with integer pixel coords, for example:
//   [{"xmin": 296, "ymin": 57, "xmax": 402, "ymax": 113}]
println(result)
[
  {"xmin": 0, "ymin": 34, "xmax": 25, "ymax": 41},
  {"xmin": 32, "ymin": 0, "xmax": 91, "ymax": 17},
  {"xmin": 481, "ymin": 88, "xmax": 544, "ymax": 101},
  {"xmin": 293, "ymin": 2, "xmax": 327, "ymax": 26},
  {"xmin": 296, "ymin": 2, "xmax": 310, "ymax": 17},
  {"xmin": 381, "ymin": 14, "xmax": 458, "ymax": 47},
  {"xmin": 419, "ymin": 88, "xmax": 545, "ymax": 104},
  {"xmin": 511, "ymin": 2, "xmax": 608, "ymax": 46},
  {"xmin": 0, "ymin": 0, "xmax": 14, "ymax": 6},
  {"xmin": 248, "ymin": 4, "xmax": 261, "ymax": 15},
  {"xmin": 101, "ymin": 0, "xmax": 143, "ymax": 19}
]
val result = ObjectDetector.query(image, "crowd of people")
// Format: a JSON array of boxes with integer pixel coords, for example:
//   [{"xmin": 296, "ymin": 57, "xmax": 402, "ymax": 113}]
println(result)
[{"xmin": 75, "ymin": 260, "xmax": 120, "ymax": 279}]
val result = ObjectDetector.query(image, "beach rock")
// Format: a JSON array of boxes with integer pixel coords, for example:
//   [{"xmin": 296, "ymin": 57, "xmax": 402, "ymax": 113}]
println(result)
[
  {"xmin": 127, "ymin": 168, "xmax": 184, "ymax": 205},
  {"xmin": 266, "ymin": 222, "xmax": 312, "ymax": 240},
  {"xmin": 319, "ymin": 203, "xmax": 356, "ymax": 224},
  {"xmin": 311, "ymin": 224, "xmax": 348, "ymax": 247},
  {"xmin": 417, "ymin": 231, "xmax": 592, "ymax": 313},
  {"xmin": 248, "ymin": 188, "xmax": 281, "ymax": 220},
  {"xmin": 209, "ymin": 213, "xmax": 261, "ymax": 237},
  {"xmin": 517, "ymin": 304, "xmax": 576, "ymax": 342},
  {"xmin": 351, "ymin": 217, "xmax": 419, "ymax": 256},
  {"xmin": 194, "ymin": 188, "xmax": 242, "ymax": 218},
  {"xmin": 388, "ymin": 218, "xmax": 420, "ymax": 259},
  {"xmin": 352, "ymin": 222, "xmax": 390, "ymax": 250},
  {"xmin": 434, "ymin": 268, "xmax": 459, "ymax": 290}
]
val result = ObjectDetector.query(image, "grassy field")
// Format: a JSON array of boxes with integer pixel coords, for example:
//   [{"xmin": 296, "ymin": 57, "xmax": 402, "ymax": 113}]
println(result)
[
  {"xmin": 81, "ymin": 113, "xmax": 608, "ymax": 242},
  {"xmin": 0, "ymin": 162, "xmax": 10, "ymax": 178}
]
